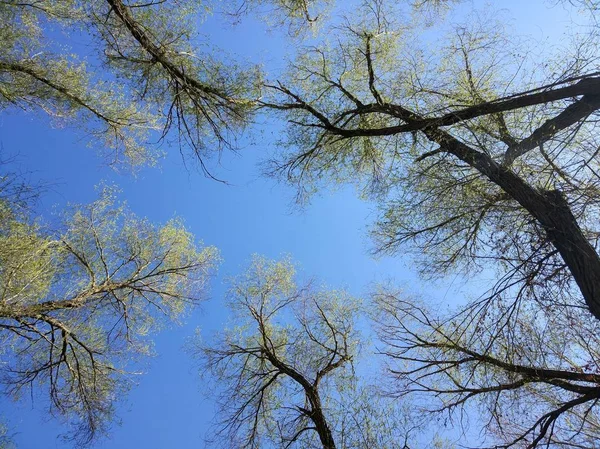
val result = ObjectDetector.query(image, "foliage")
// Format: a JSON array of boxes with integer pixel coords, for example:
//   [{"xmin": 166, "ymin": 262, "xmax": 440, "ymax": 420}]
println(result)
[
  {"xmin": 4, "ymin": 1, "xmax": 600, "ymax": 447},
  {"xmin": 229, "ymin": 0, "xmax": 332, "ymax": 34},
  {"xmin": 374, "ymin": 287, "xmax": 600, "ymax": 448},
  {"xmin": 0, "ymin": 0, "xmax": 261, "ymax": 172},
  {"xmin": 0, "ymin": 180, "xmax": 219, "ymax": 445},
  {"xmin": 195, "ymin": 256, "xmax": 416, "ymax": 449}
]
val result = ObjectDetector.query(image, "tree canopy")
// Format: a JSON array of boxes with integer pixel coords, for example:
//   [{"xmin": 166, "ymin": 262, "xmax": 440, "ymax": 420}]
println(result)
[
  {"xmin": 1, "ymin": 0, "xmax": 260, "ymax": 172},
  {"xmin": 266, "ymin": 0, "xmax": 600, "ymax": 320},
  {"xmin": 196, "ymin": 256, "xmax": 418, "ymax": 449},
  {"xmin": 0, "ymin": 178, "xmax": 218, "ymax": 444},
  {"xmin": 260, "ymin": 2, "xmax": 600, "ymax": 444},
  {"xmin": 2, "ymin": 0, "xmax": 600, "ymax": 448}
]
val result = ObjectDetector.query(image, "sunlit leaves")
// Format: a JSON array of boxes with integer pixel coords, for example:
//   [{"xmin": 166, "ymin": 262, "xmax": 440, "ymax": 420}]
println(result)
[
  {"xmin": 196, "ymin": 255, "xmax": 372, "ymax": 449},
  {"xmin": 0, "ymin": 182, "xmax": 218, "ymax": 445},
  {"xmin": 0, "ymin": 0, "xmax": 262, "ymax": 171}
]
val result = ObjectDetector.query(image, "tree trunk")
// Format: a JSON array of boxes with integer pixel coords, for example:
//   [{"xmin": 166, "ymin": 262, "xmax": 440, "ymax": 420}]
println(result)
[
  {"xmin": 428, "ymin": 128, "xmax": 600, "ymax": 321},
  {"xmin": 307, "ymin": 389, "xmax": 337, "ymax": 449}
]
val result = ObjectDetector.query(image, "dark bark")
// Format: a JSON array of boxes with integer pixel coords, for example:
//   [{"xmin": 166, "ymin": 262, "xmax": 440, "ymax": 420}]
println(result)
[
  {"xmin": 305, "ymin": 389, "xmax": 337, "ymax": 449},
  {"xmin": 424, "ymin": 127, "xmax": 600, "ymax": 320},
  {"xmin": 504, "ymin": 92, "xmax": 600, "ymax": 165},
  {"xmin": 262, "ymin": 339, "xmax": 337, "ymax": 449},
  {"xmin": 269, "ymin": 76, "xmax": 600, "ymax": 138}
]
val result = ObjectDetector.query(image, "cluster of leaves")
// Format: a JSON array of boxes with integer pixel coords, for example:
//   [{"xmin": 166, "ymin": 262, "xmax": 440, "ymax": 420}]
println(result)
[
  {"xmin": 196, "ymin": 256, "xmax": 421, "ymax": 449},
  {"xmin": 0, "ymin": 0, "xmax": 261, "ymax": 172},
  {"xmin": 0, "ymin": 178, "xmax": 218, "ymax": 444}
]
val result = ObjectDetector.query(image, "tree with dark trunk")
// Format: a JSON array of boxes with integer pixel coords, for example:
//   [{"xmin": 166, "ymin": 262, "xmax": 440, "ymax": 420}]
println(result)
[
  {"xmin": 0, "ymin": 181, "xmax": 218, "ymax": 445},
  {"xmin": 195, "ymin": 256, "xmax": 415, "ymax": 449},
  {"xmin": 263, "ymin": 0, "xmax": 600, "ymax": 322}
]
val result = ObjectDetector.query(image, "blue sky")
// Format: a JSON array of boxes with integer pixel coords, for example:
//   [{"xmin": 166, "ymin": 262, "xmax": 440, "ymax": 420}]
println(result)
[
  {"xmin": 0, "ymin": 1, "xmax": 578, "ymax": 448},
  {"xmin": 0, "ymin": 101, "xmax": 421, "ymax": 449}
]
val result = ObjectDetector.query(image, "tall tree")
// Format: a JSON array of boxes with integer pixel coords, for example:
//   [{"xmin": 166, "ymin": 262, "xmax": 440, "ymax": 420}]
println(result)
[
  {"xmin": 0, "ymin": 180, "xmax": 218, "ymax": 445},
  {"xmin": 0, "ymin": 0, "xmax": 260, "ymax": 173},
  {"xmin": 373, "ymin": 287, "xmax": 600, "ymax": 448},
  {"xmin": 263, "ymin": 0, "xmax": 600, "ymax": 321},
  {"xmin": 257, "ymin": 3, "xmax": 600, "ymax": 444},
  {"xmin": 195, "ymin": 256, "xmax": 416, "ymax": 449}
]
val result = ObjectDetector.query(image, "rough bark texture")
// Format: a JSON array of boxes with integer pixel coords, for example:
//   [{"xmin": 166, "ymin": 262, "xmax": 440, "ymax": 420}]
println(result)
[
  {"xmin": 306, "ymin": 389, "xmax": 337, "ymax": 449},
  {"xmin": 425, "ymin": 128, "xmax": 600, "ymax": 320},
  {"xmin": 294, "ymin": 75, "xmax": 600, "ymax": 320}
]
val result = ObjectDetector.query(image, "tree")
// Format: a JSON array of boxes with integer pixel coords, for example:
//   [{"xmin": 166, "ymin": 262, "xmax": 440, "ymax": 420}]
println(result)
[
  {"xmin": 0, "ymin": 181, "xmax": 218, "ymax": 445},
  {"xmin": 1, "ymin": 0, "xmax": 261, "ymax": 173},
  {"xmin": 373, "ymin": 287, "xmax": 600, "ymax": 448},
  {"xmin": 195, "ymin": 256, "xmax": 416, "ymax": 449},
  {"xmin": 263, "ymin": 0, "xmax": 600, "ymax": 322},
  {"xmin": 255, "ymin": 2, "xmax": 600, "ymax": 445}
]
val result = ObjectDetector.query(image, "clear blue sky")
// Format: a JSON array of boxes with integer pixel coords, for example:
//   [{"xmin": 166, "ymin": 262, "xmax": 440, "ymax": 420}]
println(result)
[{"xmin": 0, "ymin": 1, "xmax": 575, "ymax": 448}]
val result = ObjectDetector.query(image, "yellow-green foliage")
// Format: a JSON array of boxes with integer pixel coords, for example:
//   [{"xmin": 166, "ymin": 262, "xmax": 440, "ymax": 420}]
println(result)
[
  {"xmin": 0, "ymin": 0, "xmax": 261, "ymax": 169},
  {"xmin": 0, "ymin": 203, "xmax": 56, "ymax": 306},
  {"xmin": 0, "ymin": 184, "xmax": 218, "ymax": 444}
]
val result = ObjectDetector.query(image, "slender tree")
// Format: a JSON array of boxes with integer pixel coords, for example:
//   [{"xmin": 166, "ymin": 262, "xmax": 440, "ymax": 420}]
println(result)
[
  {"xmin": 195, "ymin": 256, "xmax": 415, "ymax": 449},
  {"xmin": 373, "ymin": 287, "xmax": 600, "ymax": 448},
  {"xmin": 0, "ymin": 181, "xmax": 218, "ymax": 445}
]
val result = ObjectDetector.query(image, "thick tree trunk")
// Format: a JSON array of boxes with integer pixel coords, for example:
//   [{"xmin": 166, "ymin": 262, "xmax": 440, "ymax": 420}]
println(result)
[
  {"xmin": 307, "ymin": 390, "xmax": 337, "ymax": 449},
  {"xmin": 262, "ymin": 341, "xmax": 337, "ymax": 449},
  {"xmin": 539, "ymin": 190, "xmax": 600, "ymax": 319},
  {"xmin": 427, "ymin": 128, "xmax": 600, "ymax": 321}
]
